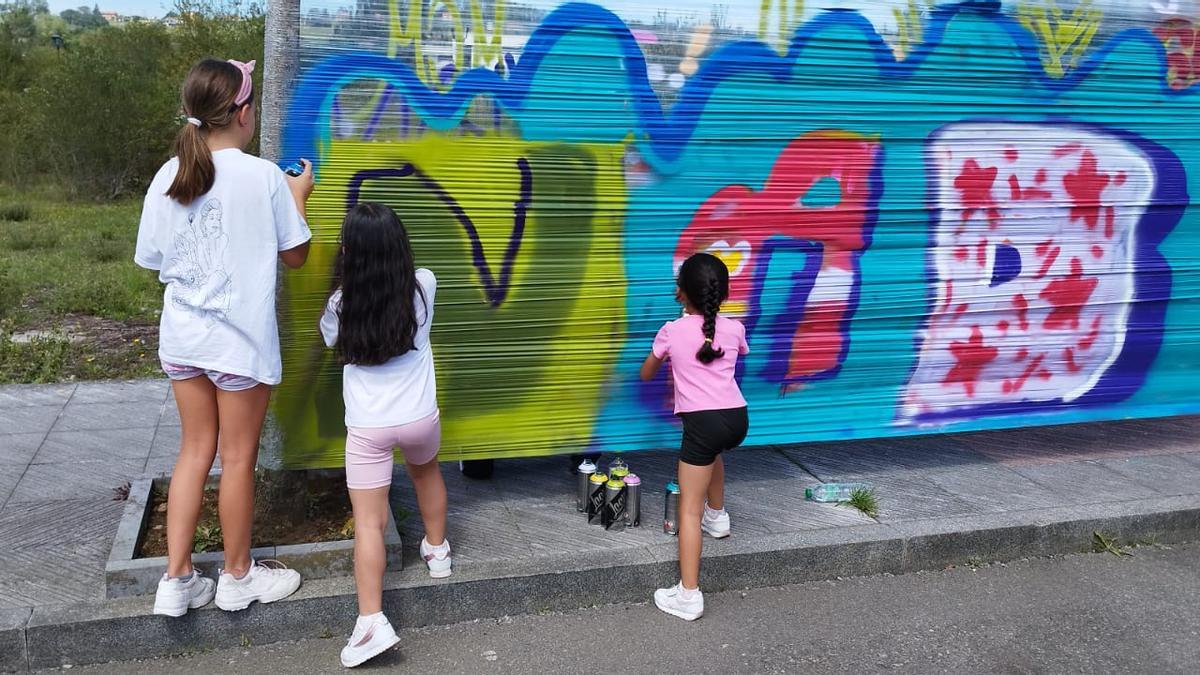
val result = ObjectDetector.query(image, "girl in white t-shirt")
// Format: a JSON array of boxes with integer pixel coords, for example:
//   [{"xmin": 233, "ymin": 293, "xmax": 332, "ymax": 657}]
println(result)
[
  {"xmin": 135, "ymin": 58, "xmax": 312, "ymax": 618},
  {"xmin": 319, "ymin": 202, "xmax": 450, "ymax": 668}
]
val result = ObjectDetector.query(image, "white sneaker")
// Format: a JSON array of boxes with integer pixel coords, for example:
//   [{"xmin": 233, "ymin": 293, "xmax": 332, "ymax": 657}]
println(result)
[
  {"xmin": 420, "ymin": 537, "xmax": 452, "ymax": 578},
  {"xmin": 153, "ymin": 570, "xmax": 216, "ymax": 617},
  {"xmin": 214, "ymin": 559, "xmax": 302, "ymax": 611},
  {"xmin": 701, "ymin": 506, "xmax": 731, "ymax": 538},
  {"xmin": 654, "ymin": 582, "xmax": 704, "ymax": 621},
  {"xmin": 340, "ymin": 614, "xmax": 401, "ymax": 668}
]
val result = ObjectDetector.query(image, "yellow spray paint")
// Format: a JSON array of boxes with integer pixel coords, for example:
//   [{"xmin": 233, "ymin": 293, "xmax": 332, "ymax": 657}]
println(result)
[
  {"xmin": 275, "ymin": 136, "xmax": 627, "ymax": 468},
  {"xmin": 1018, "ymin": 0, "xmax": 1103, "ymax": 78}
]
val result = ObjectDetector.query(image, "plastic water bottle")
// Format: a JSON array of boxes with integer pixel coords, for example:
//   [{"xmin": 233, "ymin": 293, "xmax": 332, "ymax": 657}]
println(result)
[{"xmin": 805, "ymin": 482, "xmax": 869, "ymax": 503}]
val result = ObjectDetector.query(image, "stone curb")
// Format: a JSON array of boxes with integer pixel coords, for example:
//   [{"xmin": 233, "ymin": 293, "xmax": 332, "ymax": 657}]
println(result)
[{"xmin": 8, "ymin": 495, "xmax": 1200, "ymax": 671}]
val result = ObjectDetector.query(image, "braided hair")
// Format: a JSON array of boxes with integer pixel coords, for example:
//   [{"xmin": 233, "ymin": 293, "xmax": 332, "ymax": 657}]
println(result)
[{"xmin": 678, "ymin": 252, "xmax": 730, "ymax": 364}]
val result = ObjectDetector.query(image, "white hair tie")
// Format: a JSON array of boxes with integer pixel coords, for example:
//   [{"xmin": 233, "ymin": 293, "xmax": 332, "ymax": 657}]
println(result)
[{"xmin": 185, "ymin": 117, "xmax": 202, "ymax": 128}]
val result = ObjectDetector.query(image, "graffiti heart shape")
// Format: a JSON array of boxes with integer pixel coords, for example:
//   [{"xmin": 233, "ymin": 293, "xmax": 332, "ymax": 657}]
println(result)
[{"xmin": 704, "ymin": 239, "xmax": 752, "ymax": 276}]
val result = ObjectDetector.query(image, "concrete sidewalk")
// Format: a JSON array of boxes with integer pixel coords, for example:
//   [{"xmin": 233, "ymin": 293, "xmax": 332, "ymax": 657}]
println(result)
[{"xmin": 2, "ymin": 380, "xmax": 1200, "ymax": 670}]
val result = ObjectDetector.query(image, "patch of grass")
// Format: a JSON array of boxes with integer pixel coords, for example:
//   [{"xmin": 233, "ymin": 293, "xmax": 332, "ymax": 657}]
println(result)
[
  {"xmin": 0, "ymin": 203, "xmax": 31, "ymax": 222},
  {"xmin": 4, "ymin": 223, "xmax": 61, "ymax": 251},
  {"xmin": 0, "ymin": 183, "xmax": 162, "ymax": 383},
  {"xmin": 845, "ymin": 486, "xmax": 880, "ymax": 519},
  {"xmin": 0, "ymin": 330, "xmax": 72, "ymax": 383}
]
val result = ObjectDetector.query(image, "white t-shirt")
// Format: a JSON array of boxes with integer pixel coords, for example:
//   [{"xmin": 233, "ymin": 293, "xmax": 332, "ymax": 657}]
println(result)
[
  {"xmin": 134, "ymin": 149, "xmax": 311, "ymax": 385},
  {"xmin": 319, "ymin": 269, "xmax": 439, "ymax": 428}
]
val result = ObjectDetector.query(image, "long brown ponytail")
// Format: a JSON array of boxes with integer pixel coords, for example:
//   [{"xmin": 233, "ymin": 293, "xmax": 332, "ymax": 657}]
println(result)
[
  {"xmin": 166, "ymin": 59, "xmax": 248, "ymax": 205},
  {"xmin": 678, "ymin": 252, "xmax": 731, "ymax": 364}
]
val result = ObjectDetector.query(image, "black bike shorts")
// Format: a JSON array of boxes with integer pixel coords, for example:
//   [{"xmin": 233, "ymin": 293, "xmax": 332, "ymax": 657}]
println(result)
[{"xmin": 678, "ymin": 407, "xmax": 749, "ymax": 467}]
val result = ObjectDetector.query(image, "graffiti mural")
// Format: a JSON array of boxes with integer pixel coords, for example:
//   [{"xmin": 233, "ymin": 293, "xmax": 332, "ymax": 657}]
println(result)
[{"xmin": 276, "ymin": 0, "xmax": 1200, "ymax": 468}]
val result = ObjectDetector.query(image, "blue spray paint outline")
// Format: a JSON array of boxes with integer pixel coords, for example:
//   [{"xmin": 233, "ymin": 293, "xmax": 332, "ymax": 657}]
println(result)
[
  {"xmin": 282, "ymin": 1, "xmax": 1192, "ymax": 174},
  {"xmin": 904, "ymin": 120, "xmax": 1187, "ymax": 424}
]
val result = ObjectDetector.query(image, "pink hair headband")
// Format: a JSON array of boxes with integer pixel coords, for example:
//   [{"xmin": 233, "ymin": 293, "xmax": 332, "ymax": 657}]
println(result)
[{"xmin": 228, "ymin": 59, "xmax": 255, "ymax": 106}]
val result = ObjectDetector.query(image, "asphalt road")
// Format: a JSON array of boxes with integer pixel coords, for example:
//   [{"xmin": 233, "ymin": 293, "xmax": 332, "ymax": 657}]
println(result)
[{"xmin": 52, "ymin": 543, "xmax": 1200, "ymax": 674}]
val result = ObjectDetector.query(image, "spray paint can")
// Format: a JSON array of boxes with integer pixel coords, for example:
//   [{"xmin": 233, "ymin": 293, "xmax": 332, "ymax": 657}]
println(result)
[
  {"xmin": 587, "ymin": 472, "xmax": 608, "ymax": 525},
  {"xmin": 664, "ymin": 480, "xmax": 680, "ymax": 535},
  {"xmin": 603, "ymin": 478, "xmax": 627, "ymax": 532},
  {"xmin": 624, "ymin": 473, "xmax": 641, "ymax": 527},
  {"xmin": 576, "ymin": 459, "xmax": 597, "ymax": 512},
  {"xmin": 608, "ymin": 457, "xmax": 630, "ymax": 483}
]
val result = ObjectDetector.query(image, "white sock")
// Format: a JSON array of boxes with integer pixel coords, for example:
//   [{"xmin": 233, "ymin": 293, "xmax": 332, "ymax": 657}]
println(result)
[
  {"xmin": 704, "ymin": 504, "xmax": 725, "ymax": 518},
  {"xmin": 679, "ymin": 583, "xmax": 701, "ymax": 600},
  {"xmin": 356, "ymin": 612, "xmax": 384, "ymax": 630},
  {"xmin": 424, "ymin": 537, "xmax": 449, "ymax": 552}
]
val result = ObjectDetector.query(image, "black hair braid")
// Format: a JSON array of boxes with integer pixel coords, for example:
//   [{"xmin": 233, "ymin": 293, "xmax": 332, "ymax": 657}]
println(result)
[{"xmin": 696, "ymin": 275, "xmax": 726, "ymax": 364}]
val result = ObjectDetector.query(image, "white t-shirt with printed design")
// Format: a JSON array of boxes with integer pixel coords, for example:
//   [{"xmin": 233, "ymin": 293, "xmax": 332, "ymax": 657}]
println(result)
[{"xmin": 134, "ymin": 148, "xmax": 311, "ymax": 385}]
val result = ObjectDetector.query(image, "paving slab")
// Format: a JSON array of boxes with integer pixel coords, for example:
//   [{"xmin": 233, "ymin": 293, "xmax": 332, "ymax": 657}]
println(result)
[
  {"xmin": 0, "ymin": 384, "xmax": 74, "ymax": 409},
  {"xmin": 0, "ymin": 498, "xmax": 125, "ymax": 550},
  {"xmin": 50, "ymin": 402, "xmax": 160, "ymax": 433},
  {"xmin": 922, "ymin": 464, "xmax": 1067, "ymax": 514},
  {"xmin": 1092, "ymin": 453, "xmax": 1200, "ymax": 498},
  {"xmin": 69, "ymin": 381, "xmax": 169, "ymax": 405},
  {"xmin": 0, "ymin": 406, "xmax": 62, "ymax": 437},
  {"xmin": 33, "ymin": 427, "xmax": 157, "ymax": 464},
  {"xmin": 0, "ymin": 464, "xmax": 25, "ymax": 508},
  {"xmin": 7, "ymin": 459, "xmax": 145, "ymax": 504},
  {"xmin": 1009, "ymin": 461, "xmax": 1162, "ymax": 505},
  {"xmin": 0, "ymin": 433, "xmax": 43, "ymax": 466},
  {"xmin": 0, "ymin": 545, "xmax": 110, "ymax": 609}
]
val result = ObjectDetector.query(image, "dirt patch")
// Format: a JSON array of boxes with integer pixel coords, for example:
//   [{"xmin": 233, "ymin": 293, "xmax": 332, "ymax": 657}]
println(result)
[
  {"xmin": 137, "ymin": 472, "xmax": 356, "ymax": 558},
  {"xmin": 1, "ymin": 313, "xmax": 159, "ymax": 383}
]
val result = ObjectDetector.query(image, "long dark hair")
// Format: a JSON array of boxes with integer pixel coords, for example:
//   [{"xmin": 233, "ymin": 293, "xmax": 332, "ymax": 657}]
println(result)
[
  {"xmin": 678, "ymin": 252, "xmax": 730, "ymax": 364},
  {"xmin": 333, "ymin": 202, "xmax": 427, "ymax": 366},
  {"xmin": 166, "ymin": 59, "xmax": 250, "ymax": 204}
]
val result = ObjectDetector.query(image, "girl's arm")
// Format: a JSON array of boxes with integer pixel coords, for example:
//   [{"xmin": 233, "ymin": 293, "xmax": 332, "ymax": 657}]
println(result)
[
  {"xmin": 285, "ymin": 158, "xmax": 315, "ymax": 220},
  {"xmin": 640, "ymin": 353, "xmax": 665, "ymax": 382},
  {"xmin": 277, "ymin": 159, "xmax": 314, "ymax": 269},
  {"xmin": 318, "ymin": 290, "xmax": 341, "ymax": 348},
  {"xmin": 279, "ymin": 242, "xmax": 309, "ymax": 269}
]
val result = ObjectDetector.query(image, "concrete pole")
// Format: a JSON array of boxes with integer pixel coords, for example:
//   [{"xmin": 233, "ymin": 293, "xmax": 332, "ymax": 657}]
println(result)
[{"xmin": 261, "ymin": 0, "xmax": 302, "ymax": 163}]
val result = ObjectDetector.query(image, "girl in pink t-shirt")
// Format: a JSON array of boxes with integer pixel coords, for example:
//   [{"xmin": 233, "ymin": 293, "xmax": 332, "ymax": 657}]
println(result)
[{"xmin": 640, "ymin": 252, "xmax": 749, "ymax": 621}]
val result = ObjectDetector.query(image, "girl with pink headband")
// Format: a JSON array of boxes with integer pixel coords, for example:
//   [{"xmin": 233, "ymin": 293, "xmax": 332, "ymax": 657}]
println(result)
[{"xmin": 135, "ymin": 58, "xmax": 314, "ymax": 617}]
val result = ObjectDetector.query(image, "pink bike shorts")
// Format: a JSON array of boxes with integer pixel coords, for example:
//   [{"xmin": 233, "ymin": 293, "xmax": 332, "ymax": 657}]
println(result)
[
  {"xmin": 345, "ymin": 410, "xmax": 441, "ymax": 490},
  {"xmin": 161, "ymin": 361, "xmax": 261, "ymax": 392}
]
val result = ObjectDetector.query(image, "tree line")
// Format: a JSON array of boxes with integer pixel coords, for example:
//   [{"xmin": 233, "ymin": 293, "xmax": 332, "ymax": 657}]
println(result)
[{"xmin": 0, "ymin": 0, "xmax": 265, "ymax": 199}]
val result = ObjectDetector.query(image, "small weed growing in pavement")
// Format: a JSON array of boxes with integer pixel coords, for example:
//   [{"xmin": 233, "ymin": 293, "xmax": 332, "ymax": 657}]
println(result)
[
  {"xmin": 966, "ymin": 557, "xmax": 985, "ymax": 570},
  {"xmin": 844, "ymin": 486, "xmax": 880, "ymax": 519},
  {"xmin": 319, "ymin": 627, "xmax": 335, "ymax": 640},
  {"xmin": 193, "ymin": 523, "xmax": 223, "ymax": 554},
  {"xmin": 1093, "ymin": 531, "xmax": 1133, "ymax": 557},
  {"xmin": 239, "ymin": 634, "xmax": 251, "ymax": 648}
]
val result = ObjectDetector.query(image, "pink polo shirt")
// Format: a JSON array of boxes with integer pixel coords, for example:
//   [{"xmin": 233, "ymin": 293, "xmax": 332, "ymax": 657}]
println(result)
[{"xmin": 652, "ymin": 314, "xmax": 749, "ymax": 414}]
